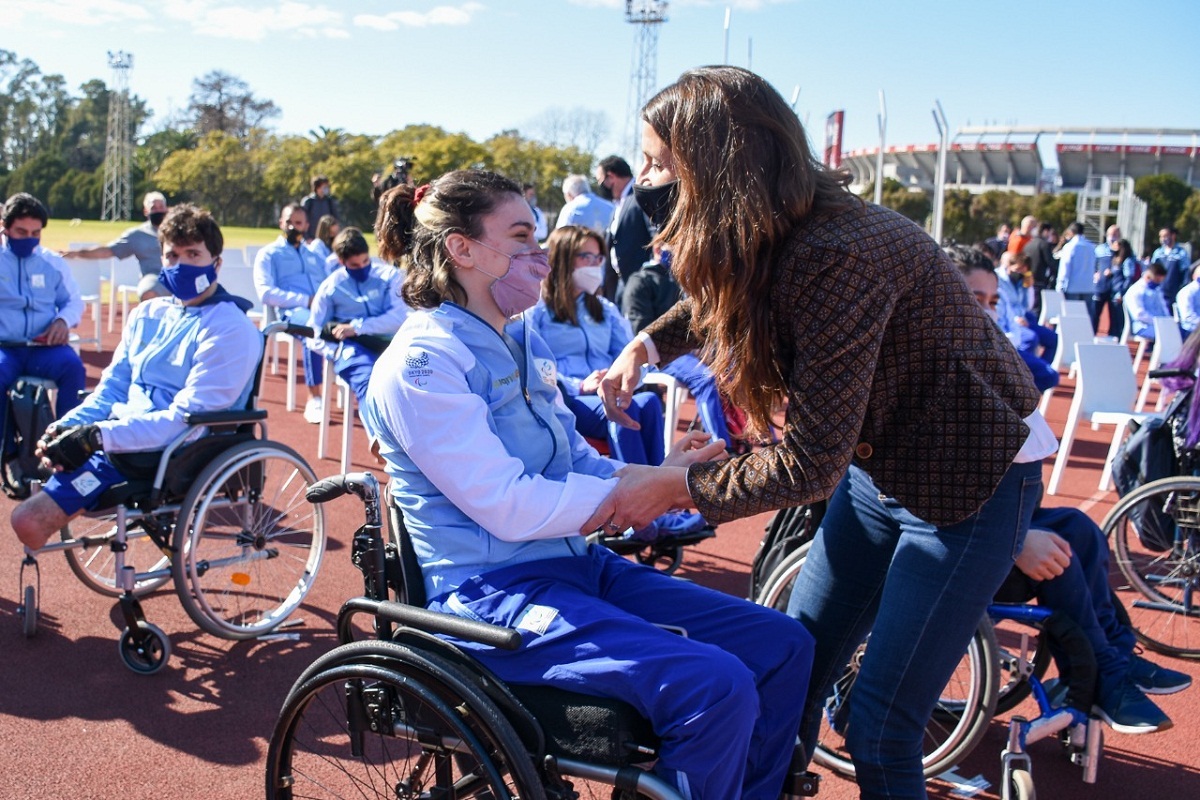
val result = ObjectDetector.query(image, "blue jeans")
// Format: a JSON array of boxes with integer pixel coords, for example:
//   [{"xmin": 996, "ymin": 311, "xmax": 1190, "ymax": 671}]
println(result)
[
  {"xmin": 788, "ymin": 461, "xmax": 1041, "ymax": 799},
  {"xmin": 431, "ymin": 545, "xmax": 813, "ymax": 800}
]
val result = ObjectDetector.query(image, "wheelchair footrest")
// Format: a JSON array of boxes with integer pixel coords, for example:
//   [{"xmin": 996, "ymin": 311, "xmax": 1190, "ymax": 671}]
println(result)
[{"xmin": 781, "ymin": 770, "xmax": 821, "ymax": 797}]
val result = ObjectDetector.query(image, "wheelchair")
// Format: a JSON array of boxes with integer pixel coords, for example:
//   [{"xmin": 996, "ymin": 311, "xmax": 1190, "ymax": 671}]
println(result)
[
  {"xmin": 1104, "ymin": 370, "xmax": 1200, "ymax": 659},
  {"xmin": 15, "ymin": 322, "xmax": 327, "ymax": 674},
  {"xmin": 753, "ymin": 507, "xmax": 1109, "ymax": 800},
  {"xmin": 267, "ymin": 472, "xmax": 822, "ymax": 799}
]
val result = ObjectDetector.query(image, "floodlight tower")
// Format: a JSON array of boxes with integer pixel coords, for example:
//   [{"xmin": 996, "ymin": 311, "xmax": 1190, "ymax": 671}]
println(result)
[
  {"xmin": 625, "ymin": 1, "xmax": 668, "ymax": 161},
  {"xmin": 101, "ymin": 51, "xmax": 134, "ymax": 221}
]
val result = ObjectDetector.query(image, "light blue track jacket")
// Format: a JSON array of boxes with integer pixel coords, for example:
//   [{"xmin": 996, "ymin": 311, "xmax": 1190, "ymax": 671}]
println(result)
[
  {"xmin": 253, "ymin": 235, "xmax": 329, "ymax": 310},
  {"xmin": 307, "ymin": 263, "xmax": 407, "ymax": 356},
  {"xmin": 0, "ymin": 244, "xmax": 84, "ymax": 341},
  {"xmin": 58, "ymin": 287, "xmax": 263, "ymax": 453},
  {"xmin": 525, "ymin": 295, "xmax": 632, "ymax": 396},
  {"xmin": 363, "ymin": 303, "xmax": 620, "ymax": 600}
]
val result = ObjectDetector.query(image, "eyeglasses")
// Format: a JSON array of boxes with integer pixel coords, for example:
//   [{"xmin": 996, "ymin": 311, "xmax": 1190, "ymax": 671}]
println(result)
[{"xmin": 575, "ymin": 252, "xmax": 606, "ymax": 265}]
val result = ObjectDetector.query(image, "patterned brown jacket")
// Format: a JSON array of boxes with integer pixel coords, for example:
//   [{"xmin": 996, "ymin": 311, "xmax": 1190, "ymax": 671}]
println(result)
[{"xmin": 645, "ymin": 201, "xmax": 1041, "ymax": 527}]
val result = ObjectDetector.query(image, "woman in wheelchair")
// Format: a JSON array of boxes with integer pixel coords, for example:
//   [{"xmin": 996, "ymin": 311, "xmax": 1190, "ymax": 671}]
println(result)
[
  {"xmin": 11, "ymin": 204, "xmax": 263, "ymax": 550},
  {"xmin": 361, "ymin": 172, "xmax": 815, "ymax": 800}
]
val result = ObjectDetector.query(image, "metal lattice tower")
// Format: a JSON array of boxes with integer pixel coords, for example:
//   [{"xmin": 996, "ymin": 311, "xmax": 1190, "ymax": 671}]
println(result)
[
  {"xmin": 101, "ymin": 51, "xmax": 134, "ymax": 221},
  {"xmin": 625, "ymin": 1, "xmax": 668, "ymax": 161}
]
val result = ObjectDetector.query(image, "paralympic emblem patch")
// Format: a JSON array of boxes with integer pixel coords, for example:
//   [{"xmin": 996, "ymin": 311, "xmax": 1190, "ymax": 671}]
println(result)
[
  {"xmin": 404, "ymin": 348, "xmax": 433, "ymax": 385},
  {"xmin": 71, "ymin": 471, "xmax": 102, "ymax": 496}
]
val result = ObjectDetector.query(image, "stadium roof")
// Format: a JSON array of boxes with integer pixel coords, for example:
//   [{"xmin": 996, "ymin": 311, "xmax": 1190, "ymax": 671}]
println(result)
[{"xmin": 842, "ymin": 126, "xmax": 1200, "ymax": 195}]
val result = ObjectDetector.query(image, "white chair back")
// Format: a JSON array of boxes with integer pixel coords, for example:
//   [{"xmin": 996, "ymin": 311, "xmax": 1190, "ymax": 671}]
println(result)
[
  {"xmin": 1060, "ymin": 299, "xmax": 1090, "ymax": 319},
  {"xmin": 1151, "ymin": 316, "xmax": 1183, "ymax": 367},
  {"xmin": 245, "ymin": 245, "xmax": 264, "ymax": 265},
  {"xmin": 1049, "ymin": 315, "xmax": 1094, "ymax": 372},
  {"xmin": 218, "ymin": 266, "xmax": 264, "ymax": 317},
  {"xmin": 1038, "ymin": 289, "xmax": 1064, "ymax": 326},
  {"xmin": 1073, "ymin": 343, "xmax": 1138, "ymax": 418},
  {"xmin": 220, "ymin": 248, "xmax": 248, "ymax": 270},
  {"xmin": 65, "ymin": 258, "xmax": 103, "ymax": 299}
]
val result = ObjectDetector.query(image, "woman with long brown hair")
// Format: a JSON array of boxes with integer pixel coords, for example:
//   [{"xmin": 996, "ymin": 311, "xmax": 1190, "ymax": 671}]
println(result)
[{"xmin": 591, "ymin": 66, "xmax": 1057, "ymax": 799}]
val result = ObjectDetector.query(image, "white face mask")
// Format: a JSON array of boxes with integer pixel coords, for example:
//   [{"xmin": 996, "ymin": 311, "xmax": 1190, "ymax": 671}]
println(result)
[
  {"xmin": 985, "ymin": 307, "xmax": 999, "ymax": 324},
  {"xmin": 573, "ymin": 265, "xmax": 605, "ymax": 296}
]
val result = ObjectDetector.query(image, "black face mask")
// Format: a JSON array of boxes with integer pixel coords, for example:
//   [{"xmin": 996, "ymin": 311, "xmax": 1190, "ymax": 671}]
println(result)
[
  {"xmin": 148, "ymin": 211, "xmax": 166, "ymax": 228},
  {"xmin": 285, "ymin": 225, "xmax": 303, "ymax": 245},
  {"xmin": 633, "ymin": 180, "xmax": 679, "ymax": 229},
  {"xmin": 595, "ymin": 180, "xmax": 614, "ymax": 202}
]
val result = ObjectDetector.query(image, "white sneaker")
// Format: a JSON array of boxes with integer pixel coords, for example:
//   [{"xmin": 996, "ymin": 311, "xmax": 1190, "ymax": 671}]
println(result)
[{"xmin": 303, "ymin": 397, "xmax": 323, "ymax": 424}]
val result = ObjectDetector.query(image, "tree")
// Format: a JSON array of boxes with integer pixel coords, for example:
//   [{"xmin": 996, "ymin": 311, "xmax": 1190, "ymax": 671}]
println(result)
[
  {"xmin": 187, "ymin": 71, "xmax": 279, "ymax": 141},
  {"xmin": 527, "ymin": 107, "xmax": 610, "ymax": 156},
  {"xmin": 1175, "ymin": 191, "xmax": 1200, "ymax": 254},
  {"xmin": 1135, "ymin": 174, "xmax": 1194, "ymax": 253},
  {"xmin": 154, "ymin": 130, "xmax": 270, "ymax": 225}
]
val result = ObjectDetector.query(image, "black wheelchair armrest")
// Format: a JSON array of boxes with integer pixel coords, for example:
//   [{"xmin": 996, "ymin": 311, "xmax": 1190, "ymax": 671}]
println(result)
[
  {"xmin": 184, "ymin": 409, "xmax": 268, "ymax": 426},
  {"xmin": 337, "ymin": 597, "xmax": 522, "ymax": 651}
]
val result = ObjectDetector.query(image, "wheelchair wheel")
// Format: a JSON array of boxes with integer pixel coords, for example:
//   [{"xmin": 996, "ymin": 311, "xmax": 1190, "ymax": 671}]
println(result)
[
  {"xmin": 21, "ymin": 584, "xmax": 38, "ymax": 638},
  {"xmin": 118, "ymin": 622, "xmax": 171, "ymax": 675},
  {"xmin": 1007, "ymin": 766, "xmax": 1036, "ymax": 800},
  {"xmin": 1102, "ymin": 476, "xmax": 1200, "ymax": 658},
  {"xmin": 61, "ymin": 512, "xmax": 172, "ymax": 597},
  {"xmin": 754, "ymin": 541, "xmax": 999, "ymax": 780},
  {"xmin": 267, "ymin": 655, "xmax": 545, "ymax": 799},
  {"xmin": 172, "ymin": 441, "xmax": 325, "ymax": 640}
]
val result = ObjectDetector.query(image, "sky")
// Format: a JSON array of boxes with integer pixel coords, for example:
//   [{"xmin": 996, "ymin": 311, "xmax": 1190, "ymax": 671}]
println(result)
[{"xmin": 4, "ymin": 0, "xmax": 1199, "ymax": 167}]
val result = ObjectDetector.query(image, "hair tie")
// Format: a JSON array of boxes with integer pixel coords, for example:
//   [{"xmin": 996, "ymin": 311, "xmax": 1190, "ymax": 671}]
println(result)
[{"xmin": 413, "ymin": 183, "xmax": 431, "ymax": 207}]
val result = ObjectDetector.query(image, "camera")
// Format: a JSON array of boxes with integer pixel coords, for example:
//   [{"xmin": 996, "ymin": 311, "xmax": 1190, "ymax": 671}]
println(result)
[{"xmin": 393, "ymin": 156, "xmax": 416, "ymax": 184}]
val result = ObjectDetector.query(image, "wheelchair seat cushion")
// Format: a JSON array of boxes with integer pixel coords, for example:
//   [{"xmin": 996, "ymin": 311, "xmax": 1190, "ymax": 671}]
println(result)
[
  {"xmin": 91, "ymin": 432, "xmax": 256, "ymax": 510},
  {"xmin": 508, "ymin": 683, "xmax": 660, "ymax": 765}
]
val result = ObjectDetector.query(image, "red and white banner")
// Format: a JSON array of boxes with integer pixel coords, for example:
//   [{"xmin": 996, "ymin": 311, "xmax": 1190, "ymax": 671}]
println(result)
[{"xmin": 823, "ymin": 110, "xmax": 845, "ymax": 168}]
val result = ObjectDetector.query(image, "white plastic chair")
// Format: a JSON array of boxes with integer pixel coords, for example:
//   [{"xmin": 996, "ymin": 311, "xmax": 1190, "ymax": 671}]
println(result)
[
  {"xmin": 260, "ymin": 306, "xmax": 301, "ymax": 412},
  {"xmin": 1135, "ymin": 316, "xmax": 1184, "ymax": 412},
  {"xmin": 1038, "ymin": 289, "xmax": 1065, "ymax": 326},
  {"xmin": 244, "ymin": 245, "xmax": 264, "ymax": 266},
  {"xmin": 64, "ymin": 259, "xmax": 103, "ymax": 352},
  {"xmin": 1038, "ymin": 315, "xmax": 1097, "ymax": 414},
  {"xmin": 217, "ymin": 265, "xmax": 265, "ymax": 324},
  {"xmin": 641, "ymin": 371, "xmax": 690, "ymax": 453},
  {"xmin": 1059, "ymin": 299, "xmax": 1090, "ymax": 320},
  {"xmin": 220, "ymin": 248, "xmax": 248, "ymax": 270},
  {"xmin": 317, "ymin": 352, "xmax": 356, "ymax": 473},
  {"xmin": 1047, "ymin": 343, "xmax": 1154, "ymax": 496},
  {"xmin": 106, "ymin": 258, "xmax": 143, "ymax": 332},
  {"xmin": 1122, "ymin": 302, "xmax": 1157, "ymax": 374}
]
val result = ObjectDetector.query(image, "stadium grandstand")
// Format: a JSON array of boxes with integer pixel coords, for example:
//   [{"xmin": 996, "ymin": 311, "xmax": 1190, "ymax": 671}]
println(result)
[{"xmin": 843, "ymin": 126, "xmax": 1200, "ymax": 196}]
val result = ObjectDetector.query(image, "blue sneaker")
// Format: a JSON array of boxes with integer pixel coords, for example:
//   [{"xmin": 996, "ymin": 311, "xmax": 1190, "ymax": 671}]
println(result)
[
  {"xmin": 1129, "ymin": 654, "xmax": 1192, "ymax": 695},
  {"xmin": 628, "ymin": 511, "xmax": 707, "ymax": 543},
  {"xmin": 1092, "ymin": 676, "xmax": 1173, "ymax": 734}
]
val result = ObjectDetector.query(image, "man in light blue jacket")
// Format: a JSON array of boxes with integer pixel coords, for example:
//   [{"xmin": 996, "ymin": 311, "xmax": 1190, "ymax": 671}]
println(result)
[
  {"xmin": 12, "ymin": 204, "xmax": 262, "ymax": 551},
  {"xmin": 0, "ymin": 193, "xmax": 86, "ymax": 437},
  {"xmin": 1055, "ymin": 221, "xmax": 1098, "ymax": 330},
  {"xmin": 253, "ymin": 202, "xmax": 330, "ymax": 423}
]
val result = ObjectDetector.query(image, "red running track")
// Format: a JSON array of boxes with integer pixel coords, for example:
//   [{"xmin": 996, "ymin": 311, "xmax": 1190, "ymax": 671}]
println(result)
[{"xmin": 2, "ymin": 311, "xmax": 1198, "ymax": 799}]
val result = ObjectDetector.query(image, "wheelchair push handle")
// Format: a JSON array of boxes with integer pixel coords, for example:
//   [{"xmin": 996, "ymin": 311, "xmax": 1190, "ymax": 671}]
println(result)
[
  {"xmin": 261, "ymin": 320, "xmax": 316, "ymax": 339},
  {"xmin": 1147, "ymin": 367, "xmax": 1195, "ymax": 380},
  {"xmin": 306, "ymin": 472, "xmax": 380, "ymax": 505}
]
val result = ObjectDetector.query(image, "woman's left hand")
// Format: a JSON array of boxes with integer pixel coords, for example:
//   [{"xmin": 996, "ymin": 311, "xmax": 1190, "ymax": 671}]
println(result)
[{"xmin": 662, "ymin": 430, "xmax": 727, "ymax": 468}]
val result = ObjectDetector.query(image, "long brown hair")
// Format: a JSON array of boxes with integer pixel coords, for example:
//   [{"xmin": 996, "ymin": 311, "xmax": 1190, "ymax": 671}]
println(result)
[
  {"xmin": 374, "ymin": 170, "xmax": 522, "ymax": 310},
  {"xmin": 544, "ymin": 226, "xmax": 605, "ymax": 326},
  {"xmin": 642, "ymin": 66, "xmax": 855, "ymax": 435}
]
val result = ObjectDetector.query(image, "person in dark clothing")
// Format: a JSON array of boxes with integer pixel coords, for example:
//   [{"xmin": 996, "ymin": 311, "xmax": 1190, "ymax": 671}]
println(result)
[{"xmin": 300, "ymin": 176, "xmax": 338, "ymax": 240}]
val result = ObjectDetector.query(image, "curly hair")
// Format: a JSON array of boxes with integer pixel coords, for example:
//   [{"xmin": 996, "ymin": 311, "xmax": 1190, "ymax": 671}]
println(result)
[{"xmin": 157, "ymin": 203, "xmax": 223, "ymax": 257}]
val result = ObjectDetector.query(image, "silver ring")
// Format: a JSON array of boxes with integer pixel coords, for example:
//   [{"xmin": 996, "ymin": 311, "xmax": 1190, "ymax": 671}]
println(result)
[{"xmin": 607, "ymin": 521, "xmax": 620, "ymax": 531}]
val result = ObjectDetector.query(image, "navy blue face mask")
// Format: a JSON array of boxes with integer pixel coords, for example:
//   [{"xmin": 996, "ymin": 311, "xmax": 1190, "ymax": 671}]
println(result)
[
  {"xmin": 160, "ymin": 262, "xmax": 217, "ymax": 301},
  {"xmin": 7, "ymin": 236, "xmax": 39, "ymax": 259},
  {"xmin": 345, "ymin": 265, "xmax": 370, "ymax": 283}
]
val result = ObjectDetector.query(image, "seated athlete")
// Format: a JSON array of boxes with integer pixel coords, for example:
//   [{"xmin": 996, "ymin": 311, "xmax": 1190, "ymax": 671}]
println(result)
[
  {"xmin": 307, "ymin": 226, "xmax": 407, "ymax": 435},
  {"xmin": 11, "ymin": 204, "xmax": 263, "ymax": 551},
  {"xmin": 362, "ymin": 171, "xmax": 813, "ymax": 799}
]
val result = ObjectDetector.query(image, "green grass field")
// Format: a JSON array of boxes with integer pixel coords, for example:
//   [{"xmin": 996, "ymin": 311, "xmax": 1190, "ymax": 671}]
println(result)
[{"xmin": 41, "ymin": 218, "xmax": 282, "ymax": 253}]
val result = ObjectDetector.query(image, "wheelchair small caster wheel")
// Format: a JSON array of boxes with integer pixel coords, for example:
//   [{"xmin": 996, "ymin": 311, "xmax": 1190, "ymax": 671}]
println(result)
[
  {"xmin": 118, "ymin": 623, "xmax": 171, "ymax": 674},
  {"xmin": 19, "ymin": 584, "xmax": 38, "ymax": 638},
  {"xmin": 1008, "ymin": 766, "xmax": 1035, "ymax": 800}
]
